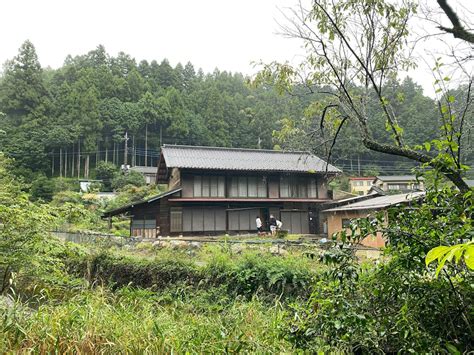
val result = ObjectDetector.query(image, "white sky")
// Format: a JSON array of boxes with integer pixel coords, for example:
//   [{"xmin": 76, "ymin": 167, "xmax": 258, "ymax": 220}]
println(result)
[
  {"xmin": 0, "ymin": 0, "xmax": 472, "ymax": 96},
  {"xmin": 0, "ymin": 0, "xmax": 304, "ymax": 73}
]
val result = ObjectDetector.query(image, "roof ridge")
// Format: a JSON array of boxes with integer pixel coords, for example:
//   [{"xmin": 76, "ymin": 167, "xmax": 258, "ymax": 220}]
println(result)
[{"xmin": 162, "ymin": 144, "xmax": 312, "ymax": 155}]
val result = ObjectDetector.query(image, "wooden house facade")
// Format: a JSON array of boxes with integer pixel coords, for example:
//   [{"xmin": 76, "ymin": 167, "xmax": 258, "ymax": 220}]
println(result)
[{"xmin": 103, "ymin": 145, "xmax": 340, "ymax": 236}]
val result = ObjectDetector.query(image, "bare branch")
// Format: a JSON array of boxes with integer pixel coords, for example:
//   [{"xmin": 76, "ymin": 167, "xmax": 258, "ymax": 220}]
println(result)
[{"xmin": 437, "ymin": 0, "xmax": 474, "ymax": 44}]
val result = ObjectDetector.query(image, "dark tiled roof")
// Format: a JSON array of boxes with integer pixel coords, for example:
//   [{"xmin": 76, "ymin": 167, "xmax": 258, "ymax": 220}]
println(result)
[{"xmin": 161, "ymin": 145, "xmax": 341, "ymax": 173}]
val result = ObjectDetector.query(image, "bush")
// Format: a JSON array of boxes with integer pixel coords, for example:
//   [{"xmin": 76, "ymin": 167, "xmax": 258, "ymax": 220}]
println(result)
[
  {"xmin": 53, "ymin": 178, "xmax": 80, "ymax": 193},
  {"xmin": 30, "ymin": 175, "xmax": 55, "ymax": 202},
  {"xmin": 68, "ymin": 249, "xmax": 317, "ymax": 300},
  {"xmin": 111, "ymin": 170, "xmax": 145, "ymax": 190},
  {"xmin": 94, "ymin": 161, "xmax": 117, "ymax": 191}
]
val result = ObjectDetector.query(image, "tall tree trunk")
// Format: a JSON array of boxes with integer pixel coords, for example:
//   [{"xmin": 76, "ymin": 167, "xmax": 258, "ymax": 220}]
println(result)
[
  {"xmin": 77, "ymin": 140, "xmax": 81, "ymax": 179},
  {"xmin": 105, "ymin": 137, "xmax": 108, "ymax": 163},
  {"xmin": 85, "ymin": 155, "xmax": 90, "ymax": 178},
  {"xmin": 145, "ymin": 124, "xmax": 148, "ymax": 167},
  {"xmin": 51, "ymin": 150, "xmax": 55, "ymax": 177},
  {"xmin": 72, "ymin": 144, "xmax": 75, "ymax": 178},
  {"xmin": 65, "ymin": 148, "xmax": 68, "ymax": 177},
  {"xmin": 124, "ymin": 131, "xmax": 128, "ymax": 166},
  {"xmin": 59, "ymin": 148, "xmax": 63, "ymax": 178}
]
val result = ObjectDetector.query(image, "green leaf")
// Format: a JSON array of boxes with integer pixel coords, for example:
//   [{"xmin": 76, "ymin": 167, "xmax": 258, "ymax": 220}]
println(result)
[
  {"xmin": 464, "ymin": 245, "xmax": 474, "ymax": 270},
  {"xmin": 445, "ymin": 342, "xmax": 460, "ymax": 355},
  {"xmin": 425, "ymin": 246, "xmax": 450, "ymax": 266}
]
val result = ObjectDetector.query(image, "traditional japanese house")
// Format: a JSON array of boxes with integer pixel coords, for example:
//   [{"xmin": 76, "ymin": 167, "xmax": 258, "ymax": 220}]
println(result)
[{"xmin": 103, "ymin": 145, "xmax": 341, "ymax": 237}]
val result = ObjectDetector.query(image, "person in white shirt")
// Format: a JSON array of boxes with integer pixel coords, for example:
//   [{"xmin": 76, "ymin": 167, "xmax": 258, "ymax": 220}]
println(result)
[
  {"xmin": 276, "ymin": 220, "xmax": 283, "ymax": 230},
  {"xmin": 256, "ymin": 216, "xmax": 263, "ymax": 235}
]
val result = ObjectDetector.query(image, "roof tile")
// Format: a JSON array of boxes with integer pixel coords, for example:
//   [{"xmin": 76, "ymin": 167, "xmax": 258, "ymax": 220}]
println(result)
[{"xmin": 161, "ymin": 145, "xmax": 341, "ymax": 173}]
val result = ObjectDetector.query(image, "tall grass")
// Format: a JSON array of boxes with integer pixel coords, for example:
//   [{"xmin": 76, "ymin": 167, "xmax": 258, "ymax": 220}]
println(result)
[
  {"xmin": 1, "ymin": 285, "xmax": 293, "ymax": 353},
  {"xmin": 67, "ymin": 246, "xmax": 320, "ymax": 300},
  {"xmin": 1, "ymin": 244, "xmax": 324, "ymax": 353}
]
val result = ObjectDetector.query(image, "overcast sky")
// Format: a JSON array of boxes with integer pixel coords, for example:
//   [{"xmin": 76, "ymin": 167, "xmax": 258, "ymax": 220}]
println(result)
[
  {"xmin": 1, "ymin": 0, "xmax": 472, "ymax": 96},
  {"xmin": 1, "ymin": 0, "xmax": 304, "ymax": 73}
]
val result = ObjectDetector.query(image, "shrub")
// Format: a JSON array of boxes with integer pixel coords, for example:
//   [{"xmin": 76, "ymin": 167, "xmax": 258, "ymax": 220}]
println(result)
[
  {"xmin": 30, "ymin": 175, "xmax": 55, "ymax": 202},
  {"xmin": 111, "ymin": 170, "xmax": 145, "ymax": 190},
  {"xmin": 94, "ymin": 161, "xmax": 117, "ymax": 191}
]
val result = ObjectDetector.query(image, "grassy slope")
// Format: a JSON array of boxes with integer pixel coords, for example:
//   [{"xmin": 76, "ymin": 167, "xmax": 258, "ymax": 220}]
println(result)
[{"xmin": 1, "ymin": 244, "xmax": 322, "ymax": 353}]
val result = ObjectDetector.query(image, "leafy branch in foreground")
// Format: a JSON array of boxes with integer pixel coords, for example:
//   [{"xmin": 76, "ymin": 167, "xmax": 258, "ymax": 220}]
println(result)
[
  {"xmin": 254, "ymin": 0, "xmax": 472, "ymax": 191},
  {"xmin": 426, "ymin": 241, "xmax": 474, "ymax": 277}
]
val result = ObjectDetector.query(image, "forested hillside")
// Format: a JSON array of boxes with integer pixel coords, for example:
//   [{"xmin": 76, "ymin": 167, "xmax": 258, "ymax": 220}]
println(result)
[{"xmin": 0, "ymin": 40, "xmax": 472, "ymax": 179}]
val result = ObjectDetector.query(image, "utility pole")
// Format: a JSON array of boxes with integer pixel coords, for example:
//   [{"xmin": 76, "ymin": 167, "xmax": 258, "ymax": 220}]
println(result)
[
  {"xmin": 123, "ymin": 131, "xmax": 129, "ymax": 166},
  {"xmin": 358, "ymin": 155, "xmax": 361, "ymax": 176},
  {"xmin": 160, "ymin": 125, "xmax": 163, "ymax": 148}
]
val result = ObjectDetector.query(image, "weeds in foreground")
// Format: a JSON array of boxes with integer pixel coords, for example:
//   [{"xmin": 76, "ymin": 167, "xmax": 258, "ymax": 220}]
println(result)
[{"xmin": 1, "ymin": 285, "xmax": 291, "ymax": 353}]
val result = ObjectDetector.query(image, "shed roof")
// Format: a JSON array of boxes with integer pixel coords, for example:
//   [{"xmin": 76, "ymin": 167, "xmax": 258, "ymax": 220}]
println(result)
[
  {"xmin": 130, "ymin": 166, "xmax": 157, "ymax": 174},
  {"xmin": 102, "ymin": 187, "xmax": 182, "ymax": 217},
  {"xmin": 160, "ymin": 145, "xmax": 341, "ymax": 173},
  {"xmin": 322, "ymin": 192, "xmax": 424, "ymax": 212},
  {"xmin": 375, "ymin": 175, "xmax": 424, "ymax": 182}
]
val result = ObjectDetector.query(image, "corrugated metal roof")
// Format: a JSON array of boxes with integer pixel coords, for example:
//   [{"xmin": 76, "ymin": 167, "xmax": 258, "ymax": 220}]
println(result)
[
  {"xmin": 375, "ymin": 175, "xmax": 424, "ymax": 182},
  {"xmin": 161, "ymin": 145, "xmax": 341, "ymax": 173},
  {"xmin": 322, "ymin": 192, "xmax": 425, "ymax": 212}
]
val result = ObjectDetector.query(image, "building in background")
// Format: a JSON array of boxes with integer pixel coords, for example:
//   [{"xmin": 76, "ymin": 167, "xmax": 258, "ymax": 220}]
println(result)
[
  {"xmin": 130, "ymin": 166, "xmax": 158, "ymax": 185},
  {"xmin": 372, "ymin": 175, "xmax": 424, "ymax": 193},
  {"xmin": 104, "ymin": 145, "xmax": 341, "ymax": 237},
  {"xmin": 348, "ymin": 177, "xmax": 375, "ymax": 195},
  {"xmin": 321, "ymin": 192, "xmax": 425, "ymax": 248}
]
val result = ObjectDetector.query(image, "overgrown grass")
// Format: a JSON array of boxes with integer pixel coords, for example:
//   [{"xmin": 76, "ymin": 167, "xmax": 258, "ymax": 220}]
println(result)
[
  {"xmin": 0, "ymin": 242, "xmax": 324, "ymax": 352},
  {"xmin": 67, "ymin": 245, "xmax": 321, "ymax": 301},
  {"xmin": 1, "ymin": 286, "xmax": 293, "ymax": 353}
]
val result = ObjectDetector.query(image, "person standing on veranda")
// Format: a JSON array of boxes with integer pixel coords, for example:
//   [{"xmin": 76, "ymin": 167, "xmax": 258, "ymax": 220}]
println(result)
[
  {"xmin": 256, "ymin": 215, "xmax": 263, "ymax": 235},
  {"xmin": 269, "ymin": 214, "xmax": 277, "ymax": 236}
]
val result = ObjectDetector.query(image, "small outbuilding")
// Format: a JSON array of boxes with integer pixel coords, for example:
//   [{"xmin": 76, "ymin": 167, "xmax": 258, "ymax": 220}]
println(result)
[{"xmin": 321, "ymin": 192, "xmax": 425, "ymax": 248}]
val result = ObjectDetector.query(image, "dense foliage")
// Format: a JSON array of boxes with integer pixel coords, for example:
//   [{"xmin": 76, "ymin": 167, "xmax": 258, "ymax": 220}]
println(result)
[
  {"xmin": 286, "ymin": 186, "xmax": 473, "ymax": 352},
  {"xmin": 1, "ymin": 41, "xmax": 471, "ymax": 180}
]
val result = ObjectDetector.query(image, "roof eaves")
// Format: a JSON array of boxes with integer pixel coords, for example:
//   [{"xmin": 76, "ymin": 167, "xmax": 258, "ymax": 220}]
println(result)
[{"xmin": 102, "ymin": 187, "xmax": 182, "ymax": 218}]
